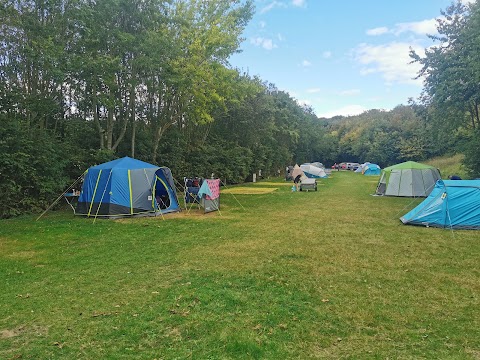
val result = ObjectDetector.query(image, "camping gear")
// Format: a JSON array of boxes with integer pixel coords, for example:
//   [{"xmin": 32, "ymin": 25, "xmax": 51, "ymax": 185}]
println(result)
[
  {"xmin": 375, "ymin": 161, "xmax": 440, "ymax": 197},
  {"xmin": 400, "ymin": 180, "xmax": 480, "ymax": 229},
  {"xmin": 197, "ymin": 178, "xmax": 221, "ymax": 213},
  {"xmin": 309, "ymin": 162, "xmax": 325, "ymax": 169},
  {"xmin": 362, "ymin": 163, "xmax": 381, "ymax": 176},
  {"xmin": 355, "ymin": 162, "xmax": 371, "ymax": 173},
  {"xmin": 76, "ymin": 157, "xmax": 180, "ymax": 218},
  {"xmin": 184, "ymin": 177, "xmax": 203, "ymax": 203},
  {"xmin": 300, "ymin": 164, "xmax": 328, "ymax": 178},
  {"xmin": 291, "ymin": 164, "xmax": 305, "ymax": 181},
  {"xmin": 300, "ymin": 178, "xmax": 317, "ymax": 191},
  {"xmin": 285, "ymin": 165, "xmax": 294, "ymax": 181}
]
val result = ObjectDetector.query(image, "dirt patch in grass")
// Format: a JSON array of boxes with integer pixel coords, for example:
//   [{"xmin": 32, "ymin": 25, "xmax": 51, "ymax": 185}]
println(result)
[
  {"xmin": 8, "ymin": 250, "xmax": 39, "ymax": 259},
  {"xmin": 0, "ymin": 329, "xmax": 18, "ymax": 339},
  {"xmin": 221, "ymin": 187, "xmax": 278, "ymax": 194},
  {"xmin": 0, "ymin": 325, "xmax": 47, "ymax": 339},
  {"xmin": 251, "ymin": 182, "xmax": 292, "ymax": 186}
]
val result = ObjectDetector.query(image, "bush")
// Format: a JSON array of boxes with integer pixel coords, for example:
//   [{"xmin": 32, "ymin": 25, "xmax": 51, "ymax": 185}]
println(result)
[
  {"xmin": 0, "ymin": 119, "xmax": 70, "ymax": 218},
  {"xmin": 463, "ymin": 129, "xmax": 480, "ymax": 178}
]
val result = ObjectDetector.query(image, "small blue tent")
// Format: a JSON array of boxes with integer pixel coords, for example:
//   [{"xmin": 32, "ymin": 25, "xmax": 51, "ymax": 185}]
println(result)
[
  {"xmin": 76, "ymin": 157, "xmax": 180, "ymax": 218},
  {"xmin": 400, "ymin": 180, "xmax": 480, "ymax": 229},
  {"xmin": 362, "ymin": 163, "xmax": 381, "ymax": 176}
]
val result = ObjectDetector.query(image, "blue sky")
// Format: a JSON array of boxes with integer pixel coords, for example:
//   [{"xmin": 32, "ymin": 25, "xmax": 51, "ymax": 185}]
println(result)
[{"xmin": 229, "ymin": 0, "xmax": 471, "ymax": 118}]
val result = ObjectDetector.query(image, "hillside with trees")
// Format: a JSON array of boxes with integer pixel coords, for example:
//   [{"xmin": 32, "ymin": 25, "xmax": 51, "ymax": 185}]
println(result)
[{"xmin": 1, "ymin": 0, "xmax": 479, "ymax": 218}]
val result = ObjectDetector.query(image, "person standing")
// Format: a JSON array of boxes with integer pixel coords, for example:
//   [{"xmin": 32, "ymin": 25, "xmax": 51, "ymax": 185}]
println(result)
[{"xmin": 294, "ymin": 174, "xmax": 302, "ymax": 191}]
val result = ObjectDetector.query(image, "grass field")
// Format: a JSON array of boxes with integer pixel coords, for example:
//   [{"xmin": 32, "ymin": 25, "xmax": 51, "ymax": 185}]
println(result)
[
  {"xmin": 1, "ymin": 171, "xmax": 479, "ymax": 359},
  {"xmin": 425, "ymin": 154, "xmax": 468, "ymax": 180}
]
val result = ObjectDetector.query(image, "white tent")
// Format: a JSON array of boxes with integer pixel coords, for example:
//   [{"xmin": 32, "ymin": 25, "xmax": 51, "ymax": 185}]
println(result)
[{"xmin": 300, "ymin": 164, "xmax": 328, "ymax": 178}]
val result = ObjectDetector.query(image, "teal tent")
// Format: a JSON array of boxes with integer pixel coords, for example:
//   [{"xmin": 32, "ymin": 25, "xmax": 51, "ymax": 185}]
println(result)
[
  {"xmin": 362, "ymin": 163, "xmax": 381, "ymax": 176},
  {"xmin": 76, "ymin": 157, "xmax": 180, "ymax": 218},
  {"xmin": 401, "ymin": 180, "xmax": 480, "ymax": 229}
]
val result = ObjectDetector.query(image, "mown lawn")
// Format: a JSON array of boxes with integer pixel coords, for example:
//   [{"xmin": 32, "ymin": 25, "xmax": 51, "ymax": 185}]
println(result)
[{"xmin": 1, "ymin": 171, "xmax": 479, "ymax": 359}]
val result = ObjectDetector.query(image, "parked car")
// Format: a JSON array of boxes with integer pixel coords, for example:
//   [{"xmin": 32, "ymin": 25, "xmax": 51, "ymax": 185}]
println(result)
[{"xmin": 347, "ymin": 162, "xmax": 360, "ymax": 170}]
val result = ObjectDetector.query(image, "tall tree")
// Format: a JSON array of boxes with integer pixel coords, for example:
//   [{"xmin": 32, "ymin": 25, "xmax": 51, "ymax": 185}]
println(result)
[
  {"xmin": 146, "ymin": 0, "xmax": 253, "ymax": 162},
  {"xmin": 410, "ymin": 1, "xmax": 480, "ymax": 130},
  {"xmin": 0, "ymin": 0, "xmax": 69, "ymax": 131}
]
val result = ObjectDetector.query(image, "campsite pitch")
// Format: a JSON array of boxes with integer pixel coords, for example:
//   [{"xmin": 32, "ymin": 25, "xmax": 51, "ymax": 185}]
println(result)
[
  {"xmin": 221, "ymin": 187, "xmax": 278, "ymax": 194},
  {"xmin": 1, "ymin": 172, "xmax": 479, "ymax": 359}
]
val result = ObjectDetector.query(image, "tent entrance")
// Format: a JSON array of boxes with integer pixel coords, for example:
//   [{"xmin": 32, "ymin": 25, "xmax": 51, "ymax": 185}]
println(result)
[{"xmin": 154, "ymin": 176, "xmax": 171, "ymax": 210}]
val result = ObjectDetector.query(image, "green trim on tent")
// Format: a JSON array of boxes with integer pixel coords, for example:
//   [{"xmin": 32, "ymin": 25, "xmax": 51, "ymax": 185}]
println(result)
[
  {"xmin": 155, "ymin": 175, "xmax": 169, "ymax": 209},
  {"xmin": 128, "ymin": 170, "xmax": 133, "ymax": 214},
  {"xmin": 383, "ymin": 161, "xmax": 437, "ymax": 171},
  {"xmin": 88, "ymin": 169, "xmax": 102, "ymax": 217}
]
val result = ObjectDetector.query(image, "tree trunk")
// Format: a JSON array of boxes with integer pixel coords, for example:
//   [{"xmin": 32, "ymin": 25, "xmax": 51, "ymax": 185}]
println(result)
[
  {"xmin": 151, "ymin": 92, "xmax": 176, "ymax": 163},
  {"xmin": 106, "ymin": 107, "xmax": 114, "ymax": 150},
  {"xmin": 131, "ymin": 119, "xmax": 136, "ymax": 158},
  {"xmin": 474, "ymin": 100, "xmax": 479, "ymax": 129},
  {"xmin": 92, "ymin": 84, "xmax": 105, "ymax": 149},
  {"xmin": 130, "ymin": 84, "xmax": 137, "ymax": 158}
]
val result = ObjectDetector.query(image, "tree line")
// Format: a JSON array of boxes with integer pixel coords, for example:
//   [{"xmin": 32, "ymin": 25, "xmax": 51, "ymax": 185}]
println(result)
[{"xmin": 1, "ymin": 0, "xmax": 478, "ymax": 218}]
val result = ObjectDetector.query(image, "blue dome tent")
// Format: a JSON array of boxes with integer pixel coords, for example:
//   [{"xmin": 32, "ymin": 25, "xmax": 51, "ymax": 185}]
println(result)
[
  {"xmin": 362, "ymin": 163, "xmax": 381, "ymax": 176},
  {"xmin": 400, "ymin": 180, "xmax": 480, "ymax": 229},
  {"xmin": 76, "ymin": 157, "xmax": 180, "ymax": 218}
]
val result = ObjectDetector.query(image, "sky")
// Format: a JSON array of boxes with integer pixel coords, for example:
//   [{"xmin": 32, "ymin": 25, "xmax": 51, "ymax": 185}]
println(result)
[{"xmin": 229, "ymin": 0, "xmax": 472, "ymax": 118}]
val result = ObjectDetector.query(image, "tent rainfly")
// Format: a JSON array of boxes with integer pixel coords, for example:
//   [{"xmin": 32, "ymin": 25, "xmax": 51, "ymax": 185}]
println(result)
[
  {"xmin": 76, "ymin": 157, "xmax": 180, "ymax": 218},
  {"xmin": 375, "ymin": 161, "xmax": 441, "ymax": 197},
  {"xmin": 362, "ymin": 163, "xmax": 381, "ymax": 176},
  {"xmin": 355, "ymin": 162, "xmax": 370, "ymax": 173},
  {"xmin": 400, "ymin": 180, "xmax": 480, "ymax": 229},
  {"xmin": 300, "ymin": 164, "xmax": 328, "ymax": 178}
]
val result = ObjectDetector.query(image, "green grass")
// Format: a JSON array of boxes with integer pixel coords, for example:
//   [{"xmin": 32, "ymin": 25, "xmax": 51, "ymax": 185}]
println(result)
[
  {"xmin": 425, "ymin": 153, "xmax": 468, "ymax": 179},
  {"xmin": 1, "ymin": 172, "xmax": 479, "ymax": 359}
]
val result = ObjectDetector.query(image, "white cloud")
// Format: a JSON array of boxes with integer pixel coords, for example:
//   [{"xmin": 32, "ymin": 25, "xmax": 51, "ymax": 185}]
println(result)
[
  {"xmin": 339, "ymin": 89, "xmax": 360, "ymax": 96},
  {"xmin": 354, "ymin": 42, "xmax": 423, "ymax": 85},
  {"xmin": 301, "ymin": 60, "xmax": 312, "ymax": 67},
  {"xmin": 306, "ymin": 88, "xmax": 321, "ymax": 93},
  {"xmin": 322, "ymin": 51, "xmax": 332, "ymax": 59},
  {"xmin": 251, "ymin": 37, "xmax": 278, "ymax": 50},
  {"xmin": 260, "ymin": 1, "xmax": 287, "ymax": 14},
  {"xmin": 393, "ymin": 19, "xmax": 438, "ymax": 36},
  {"xmin": 366, "ymin": 27, "xmax": 389, "ymax": 36},
  {"xmin": 366, "ymin": 19, "xmax": 439, "ymax": 37},
  {"xmin": 319, "ymin": 105, "xmax": 367, "ymax": 118},
  {"xmin": 292, "ymin": 0, "xmax": 306, "ymax": 7}
]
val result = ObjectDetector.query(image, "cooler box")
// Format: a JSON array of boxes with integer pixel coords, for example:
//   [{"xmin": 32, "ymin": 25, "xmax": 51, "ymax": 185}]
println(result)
[{"xmin": 300, "ymin": 178, "xmax": 317, "ymax": 191}]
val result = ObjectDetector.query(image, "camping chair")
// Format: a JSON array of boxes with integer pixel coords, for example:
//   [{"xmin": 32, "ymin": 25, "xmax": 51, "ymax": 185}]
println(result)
[{"xmin": 183, "ymin": 177, "xmax": 205, "ymax": 213}]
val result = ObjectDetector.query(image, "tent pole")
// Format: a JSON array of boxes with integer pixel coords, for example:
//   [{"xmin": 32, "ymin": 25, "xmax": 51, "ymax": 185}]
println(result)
[
  {"xmin": 174, "ymin": 177, "xmax": 189, "ymax": 211},
  {"xmin": 36, "ymin": 172, "xmax": 86, "ymax": 221},
  {"xmin": 170, "ymin": 176, "xmax": 182, "ymax": 211},
  {"xmin": 212, "ymin": 199, "xmax": 222, "ymax": 216},
  {"xmin": 156, "ymin": 201, "xmax": 166, "ymax": 221},
  {"xmin": 153, "ymin": 173, "xmax": 167, "ymax": 220},
  {"xmin": 93, "ymin": 170, "xmax": 113, "ymax": 224},
  {"xmin": 445, "ymin": 197, "xmax": 455, "ymax": 238},
  {"xmin": 220, "ymin": 179, "xmax": 245, "ymax": 211}
]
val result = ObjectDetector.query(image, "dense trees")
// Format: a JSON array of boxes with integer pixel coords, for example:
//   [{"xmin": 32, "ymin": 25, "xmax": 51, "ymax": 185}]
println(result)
[
  {"xmin": 410, "ymin": 0, "xmax": 480, "ymax": 175},
  {"xmin": 1, "ymin": 0, "xmax": 478, "ymax": 218}
]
